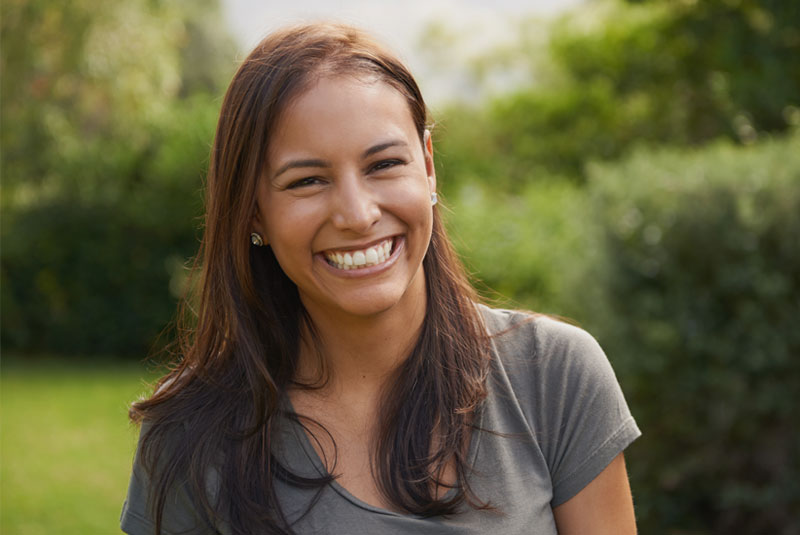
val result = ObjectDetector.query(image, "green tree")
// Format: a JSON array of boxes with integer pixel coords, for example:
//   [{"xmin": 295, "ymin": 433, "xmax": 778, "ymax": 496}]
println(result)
[
  {"xmin": 434, "ymin": 0, "xmax": 800, "ymax": 189},
  {"xmin": 1, "ymin": 0, "xmax": 235, "ymax": 355}
]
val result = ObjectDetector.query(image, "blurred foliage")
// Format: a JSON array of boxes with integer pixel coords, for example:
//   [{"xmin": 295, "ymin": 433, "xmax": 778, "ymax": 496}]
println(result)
[
  {"xmin": 435, "ymin": 2, "xmax": 800, "ymax": 531},
  {"xmin": 444, "ymin": 129, "xmax": 800, "ymax": 533},
  {"xmin": 444, "ymin": 180, "xmax": 602, "ymax": 320},
  {"xmin": 435, "ymin": 0, "xmax": 800, "ymax": 188},
  {"xmin": 1, "ymin": 0, "xmax": 235, "ymax": 355},
  {"xmin": 585, "ymin": 130, "xmax": 800, "ymax": 534}
]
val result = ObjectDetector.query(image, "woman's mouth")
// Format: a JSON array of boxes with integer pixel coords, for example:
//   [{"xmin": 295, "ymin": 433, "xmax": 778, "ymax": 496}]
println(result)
[{"xmin": 323, "ymin": 237, "xmax": 396, "ymax": 270}]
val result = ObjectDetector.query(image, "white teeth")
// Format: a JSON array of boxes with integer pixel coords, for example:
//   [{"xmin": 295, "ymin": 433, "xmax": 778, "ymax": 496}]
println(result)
[{"xmin": 324, "ymin": 238, "xmax": 394, "ymax": 270}]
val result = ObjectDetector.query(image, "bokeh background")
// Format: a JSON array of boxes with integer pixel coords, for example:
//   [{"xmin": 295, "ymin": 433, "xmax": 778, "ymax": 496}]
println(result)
[{"xmin": 2, "ymin": 0, "xmax": 799, "ymax": 533}]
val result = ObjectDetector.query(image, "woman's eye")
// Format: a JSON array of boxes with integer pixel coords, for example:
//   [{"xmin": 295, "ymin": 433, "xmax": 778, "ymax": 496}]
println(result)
[
  {"xmin": 371, "ymin": 159, "xmax": 404, "ymax": 172},
  {"xmin": 287, "ymin": 177, "xmax": 321, "ymax": 189}
]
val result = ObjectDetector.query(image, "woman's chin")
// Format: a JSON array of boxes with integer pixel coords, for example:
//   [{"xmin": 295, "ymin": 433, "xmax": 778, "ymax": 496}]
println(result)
[
  {"xmin": 328, "ymin": 290, "xmax": 408, "ymax": 319},
  {"xmin": 301, "ymin": 276, "xmax": 425, "ymax": 322}
]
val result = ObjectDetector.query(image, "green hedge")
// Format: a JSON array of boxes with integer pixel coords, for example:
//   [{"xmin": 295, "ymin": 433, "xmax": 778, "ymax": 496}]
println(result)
[
  {"xmin": 587, "ymin": 130, "xmax": 800, "ymax": 534},
  {"xmin": 0, "ymin": 98, "xmax": 214, "ymax": 356},
  {"xmin": 443, "ymin": 179, "xmax": 602, "ymax": 320}
]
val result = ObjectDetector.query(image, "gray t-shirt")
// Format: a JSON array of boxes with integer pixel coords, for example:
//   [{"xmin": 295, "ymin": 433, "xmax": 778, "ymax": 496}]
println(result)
[{"xmin": 121, "ymin": 307, "xmax": 640, "ymax": 534}]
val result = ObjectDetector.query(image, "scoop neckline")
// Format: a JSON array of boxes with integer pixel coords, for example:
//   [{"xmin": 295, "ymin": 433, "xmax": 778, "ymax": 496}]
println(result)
[{"xmin": 281, "ymin": 394, "xmax": 486, "ymax": 518}]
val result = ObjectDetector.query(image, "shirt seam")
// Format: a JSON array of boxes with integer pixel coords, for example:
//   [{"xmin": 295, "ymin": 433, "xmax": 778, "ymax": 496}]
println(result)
[{"xmin": 551, "ymin": 415, "xmax": 638, "ymax": 498}]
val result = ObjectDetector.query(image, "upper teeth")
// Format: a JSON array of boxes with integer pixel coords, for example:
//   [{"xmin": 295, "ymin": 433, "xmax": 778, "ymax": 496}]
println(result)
[{"xmin": 325, "ymin": 239, "xmax": 393, "ymax": 270}]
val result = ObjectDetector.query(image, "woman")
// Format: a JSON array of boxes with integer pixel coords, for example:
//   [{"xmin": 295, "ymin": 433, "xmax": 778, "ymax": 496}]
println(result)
[{"xmin": 121, "ymin": 22, "xmax": 640, "ymax": 535}]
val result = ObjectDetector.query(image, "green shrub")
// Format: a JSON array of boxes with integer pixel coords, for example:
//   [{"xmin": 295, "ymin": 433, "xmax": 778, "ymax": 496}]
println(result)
[
  {"xmin": 0, "ymin": 0, "xmax": 233, "ymax": 357},
  {"xmin": 435, "ymin": 0, "xmax": 800, "ymax": 188},
  {"xmin": 0, "ymin": 99, "xmax": 214, "ymax": 356},
  {"xmin": 444, "ymin": 179, "xmax": 601, "ymax": 319},
  {"xmin": 588, "ymin": 130, "xmax": 800, "ymax": 534},
  {"xmin": 1, "ymin": 201, "xmax": 191, "ymax": 356}
]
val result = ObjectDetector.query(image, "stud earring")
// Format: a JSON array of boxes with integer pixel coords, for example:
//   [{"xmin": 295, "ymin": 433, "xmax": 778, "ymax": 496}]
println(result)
[
  {"xmin": 250, "ymin": 232, "xmax": 264, "ymax": 246},
  {"xmin": 431, "ymin": 192, "xmax": 438, "ymax": 206}
]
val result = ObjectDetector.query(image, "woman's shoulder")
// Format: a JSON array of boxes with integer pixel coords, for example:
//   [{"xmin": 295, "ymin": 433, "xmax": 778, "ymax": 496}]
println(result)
[
  {"xmin": 477, "ymin": 304, "xmax": 640, "ymax": 506},
  {"xmin": 477, "ymin": 303, "xmax": 628, "ymax": 415},
  {"xmin": 121, "ymin": 419, "xmax": 220, "ymax": 535},
  {"xmin": 477, "ymin": 303, "xmax": 603, "ymax": 365}
]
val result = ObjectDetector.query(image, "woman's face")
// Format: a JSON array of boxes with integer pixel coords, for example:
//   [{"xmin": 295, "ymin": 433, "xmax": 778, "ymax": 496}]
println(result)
[{"xmin": 253, "ymin": 75, "xmax": 436, "ymax": 321}]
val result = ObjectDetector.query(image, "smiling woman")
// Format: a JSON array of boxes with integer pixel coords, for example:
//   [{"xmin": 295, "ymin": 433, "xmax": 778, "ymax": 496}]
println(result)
[
  {"xmin": 121, "ymin": 22, "xmax": 640, "ymax": 535},
  {"xmin": 254, "ymin": 76, "xmax": 435, "ymax": 321}
]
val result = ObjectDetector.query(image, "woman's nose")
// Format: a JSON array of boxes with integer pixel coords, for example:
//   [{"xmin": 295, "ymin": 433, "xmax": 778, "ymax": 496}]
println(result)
[{"xmin": 330, "ymin": 175, "xmax": 381, "ymax": 233}]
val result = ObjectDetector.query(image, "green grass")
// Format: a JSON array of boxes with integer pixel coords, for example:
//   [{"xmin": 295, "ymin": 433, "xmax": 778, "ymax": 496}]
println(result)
[{"xmin": 1, "ymin": 357, "xmax": 160, "ymax": 534}]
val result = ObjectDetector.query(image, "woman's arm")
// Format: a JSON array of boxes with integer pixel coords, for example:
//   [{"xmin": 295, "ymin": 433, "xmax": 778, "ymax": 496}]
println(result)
[{"xmin": 552, "ymin": 453, "xmax": 637, "ymax": 535}]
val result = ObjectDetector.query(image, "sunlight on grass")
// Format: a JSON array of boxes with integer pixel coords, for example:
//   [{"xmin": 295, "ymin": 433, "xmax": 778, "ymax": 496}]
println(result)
[{"xmin": 1, "ymin": 358, "xmax": 161, "ymax": 534}]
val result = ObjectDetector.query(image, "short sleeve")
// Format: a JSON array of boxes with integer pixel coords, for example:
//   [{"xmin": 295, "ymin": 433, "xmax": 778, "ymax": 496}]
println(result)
[
  {"xmin": 120, "ymin": 423, "xmax": 218, "ymax": 535},
  {"xmin": 526, "ymin": 317, "xmax": 641, "ymax": 507}
]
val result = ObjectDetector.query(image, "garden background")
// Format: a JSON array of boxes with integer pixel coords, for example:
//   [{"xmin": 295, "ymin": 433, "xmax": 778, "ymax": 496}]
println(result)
[{"xmin": 2, "ymin": 0, "xmax": 799, "ymax": 533}]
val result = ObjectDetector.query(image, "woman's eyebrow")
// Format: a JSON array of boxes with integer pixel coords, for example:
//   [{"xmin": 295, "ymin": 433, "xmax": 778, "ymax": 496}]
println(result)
[
  {"xmin": 272, "ymin": 158, "xmax": 331, "ymax": 180},
  {"xmin": 272, "ymin": 140, "xmax": 408, "ymax": 180},
  {"xmin": 362, "ymin": 140, "xmax": 408, "ymax": 158}
]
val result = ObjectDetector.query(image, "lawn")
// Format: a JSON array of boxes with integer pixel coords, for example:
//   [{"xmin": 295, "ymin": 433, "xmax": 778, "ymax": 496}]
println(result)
[{"xmin": 1, "ymin": 357, "xmax": 160, "ymax": 534}]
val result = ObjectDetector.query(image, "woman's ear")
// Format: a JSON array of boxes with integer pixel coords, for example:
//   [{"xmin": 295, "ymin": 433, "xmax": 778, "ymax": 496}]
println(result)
[
  {"xmin": 423, "ymin": 129, "xmax": 437, "ymax": 194},
  {"xmin": 251, "ymin": 212, "xmax": 268, "ymax": 246}
]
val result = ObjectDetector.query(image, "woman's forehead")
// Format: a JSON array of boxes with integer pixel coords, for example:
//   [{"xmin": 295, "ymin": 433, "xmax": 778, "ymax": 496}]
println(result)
[
  {"xmin": 267, "ymin": 75, "xmax": 418, "ymax": 155},
  {"xmin": 280, "ymin": 73, "xmax": 404, "ymax": 119}
]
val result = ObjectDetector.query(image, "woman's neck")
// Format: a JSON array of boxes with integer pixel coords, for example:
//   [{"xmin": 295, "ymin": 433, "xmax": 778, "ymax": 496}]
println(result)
[{"xmin": 294, "ymin": 282, "xmax": 427, "ymax": 396}]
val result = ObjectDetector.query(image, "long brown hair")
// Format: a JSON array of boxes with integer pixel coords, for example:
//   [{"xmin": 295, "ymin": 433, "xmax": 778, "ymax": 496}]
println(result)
[{"xmin": 130, "ymin": 22, "xmax": 492, "ymax": 534}]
